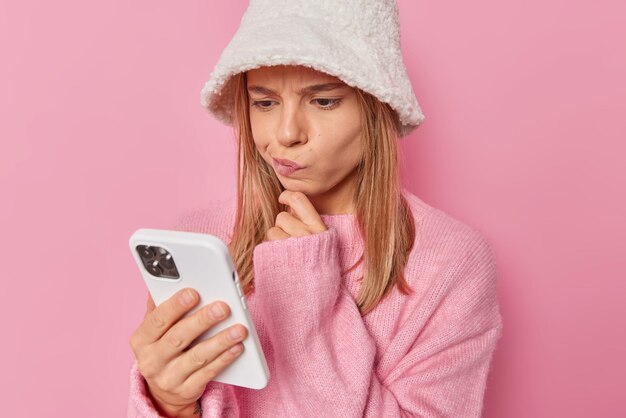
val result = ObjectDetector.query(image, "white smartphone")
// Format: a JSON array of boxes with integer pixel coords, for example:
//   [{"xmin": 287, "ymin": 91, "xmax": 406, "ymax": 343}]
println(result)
[{"xmin": 128, "ymin": 228, "xmax": 269, "ymax": 390}]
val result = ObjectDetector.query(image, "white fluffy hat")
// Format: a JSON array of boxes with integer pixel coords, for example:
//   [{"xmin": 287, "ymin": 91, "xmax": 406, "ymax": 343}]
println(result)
[{"xmin": 200, "ymin": 0, "xmax": 426, "ymax": 137}]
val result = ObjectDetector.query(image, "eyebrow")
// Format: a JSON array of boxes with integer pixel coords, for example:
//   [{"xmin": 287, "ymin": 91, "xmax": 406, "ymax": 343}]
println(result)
[{"xmin": 247, "ymin": 82, "xmax": 347, "ymax": 96}]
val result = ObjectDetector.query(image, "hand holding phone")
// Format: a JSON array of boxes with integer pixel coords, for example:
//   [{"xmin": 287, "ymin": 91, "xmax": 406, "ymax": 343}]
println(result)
[
  {"xmin": 129, "ymin": 288, "xmax": 247, "ymax": 417},
  {"xmin": 128, "ymin": 228, "xmax": 269, "ymax": 416}
]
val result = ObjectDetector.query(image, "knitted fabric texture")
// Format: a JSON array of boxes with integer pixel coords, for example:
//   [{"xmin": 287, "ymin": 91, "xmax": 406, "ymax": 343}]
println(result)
[
  {"xmin": 200, "ymin": 0, "xmax": 426, "ymax": 138},
  {"xmin": 127, "ymin": 190, "xmax": 503, "ymax": 417}
]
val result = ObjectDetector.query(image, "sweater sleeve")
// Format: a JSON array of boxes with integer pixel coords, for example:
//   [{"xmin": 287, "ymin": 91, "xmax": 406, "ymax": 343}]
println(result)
[
  {"xmin": 366, "ymin": 232, "xmax": 504, "ymax": 417},
  {"xmin": 252, "ymin": 226, "xmax": 503, "ymax": 418},
  {"xmin": 127, "ymin": 360, "xmax": 161, "ymax": 418},
  {"xmin": 252, "ymin": 226, "xmax": 379, "ymax": 416}
]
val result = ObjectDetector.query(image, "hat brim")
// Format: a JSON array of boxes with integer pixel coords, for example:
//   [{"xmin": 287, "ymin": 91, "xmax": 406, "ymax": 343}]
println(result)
[{"xmin": 200, "ymin": 14, "xmax": 425, "ymax": 137}]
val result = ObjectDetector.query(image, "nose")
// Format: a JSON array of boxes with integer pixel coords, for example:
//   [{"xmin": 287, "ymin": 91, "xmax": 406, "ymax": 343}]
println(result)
[{"xmin": 275, "ymin": 101, "xmax": 308, "ymax": 147}]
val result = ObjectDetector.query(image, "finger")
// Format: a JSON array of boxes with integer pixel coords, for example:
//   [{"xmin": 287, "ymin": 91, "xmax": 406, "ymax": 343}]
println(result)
[
  {"xmin": 273, "ymin": 211, "xmax": 310, "ymax": 238},
  {"xmin": 146, "ymin": 295, "xmax": 156, "ymax": 313},
  {"xmin": 171, "ymin": 324, "xmax": 248, "ymax": 381},
  {"xmin": 265, "ymin": 226, "xmax": 290, "ymax": 242},
  {"xmin": 134, "ymin": 288, "xmax": 199, "ymax": 346},
  {"xmin": 181, "ymin": 342, "xmax": 245, "ymax": 396},
  {"xmin": 143, "ymin": 295, "xmax": 156, "ymax": 322},
  {"xmin": 278, "ymin": 190, "xmax": 326, "ymax": 232},
  {"xmin": 155, "ymin": 301, "xmax": 231, "ymax": 362}
]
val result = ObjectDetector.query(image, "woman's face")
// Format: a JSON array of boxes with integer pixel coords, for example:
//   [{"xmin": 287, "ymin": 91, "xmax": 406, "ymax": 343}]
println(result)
[{"xmin": 246, "ymin": 65, "xmax": 363, "ymax": 215}]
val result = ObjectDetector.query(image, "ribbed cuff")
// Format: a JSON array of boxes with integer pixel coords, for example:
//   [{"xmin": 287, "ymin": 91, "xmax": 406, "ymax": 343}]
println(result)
[
  {"xmin": 252, "ymin": 226, "xmax": 343, "ymax": 324},
  {"xmin": 128, "ymin": 361, "xmax": 162, "ymax": 418},
  {"xmin": 253, "ymin": 226, "xmax": 339, "ymax": 271}
]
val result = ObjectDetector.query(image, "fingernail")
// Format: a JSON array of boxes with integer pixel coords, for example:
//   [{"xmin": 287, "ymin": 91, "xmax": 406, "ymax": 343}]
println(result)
[
  {"xmin": 211, "ymin": 303, "xmax": 226, "ymax": 319},
  {"xmin": 229, "ymin": 326, "xmax": 242, "ymax": 340},
  {"xmin": 229, "ymin": 344, "xmax": 243, "ymax": 354},
  {"xmin": 180, "ymin": 289, "xmax": 195, "ymax": 306}
]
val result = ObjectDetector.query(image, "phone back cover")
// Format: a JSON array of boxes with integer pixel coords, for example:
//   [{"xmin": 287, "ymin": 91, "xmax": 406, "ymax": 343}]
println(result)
[{"xmin": 129, "ymin": 228, "xmax": 269, "ymax": 389}]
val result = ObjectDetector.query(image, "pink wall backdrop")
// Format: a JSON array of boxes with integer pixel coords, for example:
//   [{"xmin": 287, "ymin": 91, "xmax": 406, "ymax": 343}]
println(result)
[{"xmin": 1, "ymin": 0, "xmax": 624, "ymax": 416}]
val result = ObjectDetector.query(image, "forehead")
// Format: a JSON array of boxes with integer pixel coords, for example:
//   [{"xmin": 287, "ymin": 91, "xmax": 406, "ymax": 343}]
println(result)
[{"xmin": 246, "ymin": 64, "xmax": 344, "ymax": 86}]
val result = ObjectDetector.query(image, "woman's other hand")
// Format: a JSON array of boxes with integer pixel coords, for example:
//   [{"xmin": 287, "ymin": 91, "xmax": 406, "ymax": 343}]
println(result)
[
  {"xmin": 129, "ymin": 289, "xmax": 248, "ymax": 417},
  {"xmin": 264, "ymin": 190, "xmax": 328, "ymax": 241}
]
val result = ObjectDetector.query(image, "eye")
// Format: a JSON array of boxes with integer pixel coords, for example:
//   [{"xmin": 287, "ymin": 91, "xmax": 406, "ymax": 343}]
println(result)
[
  {"xmin": 313, "ymin": 98, "xmax": 342, "ymax": 110},
  {"xmin": 250, "ymin": 98, "xmax": 343, "ymax": 111},
  {"xmin": 250, "ymin": 100, "xmax": 274, "ymax": 110}
]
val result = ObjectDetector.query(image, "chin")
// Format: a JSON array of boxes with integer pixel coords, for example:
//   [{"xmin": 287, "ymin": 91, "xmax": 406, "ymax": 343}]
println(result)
[{"xmin": 277, "ymin": 180, "xmax": 314, "ymax": 195}]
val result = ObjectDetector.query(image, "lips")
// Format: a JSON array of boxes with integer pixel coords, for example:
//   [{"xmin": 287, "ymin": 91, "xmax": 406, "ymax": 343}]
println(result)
[
  {"xmin": 272, "ymin": 157, "xmax": 302, "ymax": 169},
  {"xmin": 272, "ymin": 157, "xmax": 303, "ymax": 176}
]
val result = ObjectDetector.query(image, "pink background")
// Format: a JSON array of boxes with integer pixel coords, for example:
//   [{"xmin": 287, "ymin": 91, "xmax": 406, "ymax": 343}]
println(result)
[{"xmin": 1, "ymin": 0, "xmax": 624, "ymax": 416}]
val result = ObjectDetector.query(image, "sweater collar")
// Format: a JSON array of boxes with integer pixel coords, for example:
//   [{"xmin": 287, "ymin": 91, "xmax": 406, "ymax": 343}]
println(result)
[{"xmin": 320, "ymin": 213, "xmax": 363, "ymax": 250}]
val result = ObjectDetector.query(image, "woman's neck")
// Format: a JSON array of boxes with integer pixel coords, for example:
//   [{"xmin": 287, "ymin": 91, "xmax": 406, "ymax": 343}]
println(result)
[{"xmin": 306, "ymin": 166, "xmax": 359, "ymax": 215}]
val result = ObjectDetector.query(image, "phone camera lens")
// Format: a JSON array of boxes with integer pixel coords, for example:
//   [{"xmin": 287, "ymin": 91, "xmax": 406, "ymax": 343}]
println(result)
[
  {"xmin": 147, "ymin": 260, "xmax": 162, "ymax": 276},
  {"xmin": 159, "ymin": 255, "xmax": 174, "ymax": 270},
  {"xmin": 139, "ymin": 245, "xmax": 155, "ymax": 259}
]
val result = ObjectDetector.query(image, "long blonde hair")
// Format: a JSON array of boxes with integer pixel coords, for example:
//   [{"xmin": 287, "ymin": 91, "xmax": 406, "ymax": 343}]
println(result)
[{"xmin": 226, "ymin": 70, "xmax": 415, "ymax": 315}]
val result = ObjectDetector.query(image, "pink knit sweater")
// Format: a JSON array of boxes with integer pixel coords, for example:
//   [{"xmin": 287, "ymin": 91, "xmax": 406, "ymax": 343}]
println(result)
[{"xmin": 127, "ymin": 190, "xmax": 503, "ymax": 417}]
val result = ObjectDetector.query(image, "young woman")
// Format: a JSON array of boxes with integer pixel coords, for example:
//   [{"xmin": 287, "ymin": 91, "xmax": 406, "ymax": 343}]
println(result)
[{"xmin": 128, "ymin": 1, "xmax": 503, "ymax": 417}]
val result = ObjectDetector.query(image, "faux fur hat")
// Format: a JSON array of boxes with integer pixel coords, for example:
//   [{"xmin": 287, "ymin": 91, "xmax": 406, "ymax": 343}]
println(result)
[{"xmin": 200, "ymin": 0, "xmax": 426, "ymax": 137}]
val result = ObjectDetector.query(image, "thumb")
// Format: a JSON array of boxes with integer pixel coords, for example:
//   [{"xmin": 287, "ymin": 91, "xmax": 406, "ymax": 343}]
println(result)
[{"xmin": 145, "ymin": 294, "xmax": 156, "ymax": 315}]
